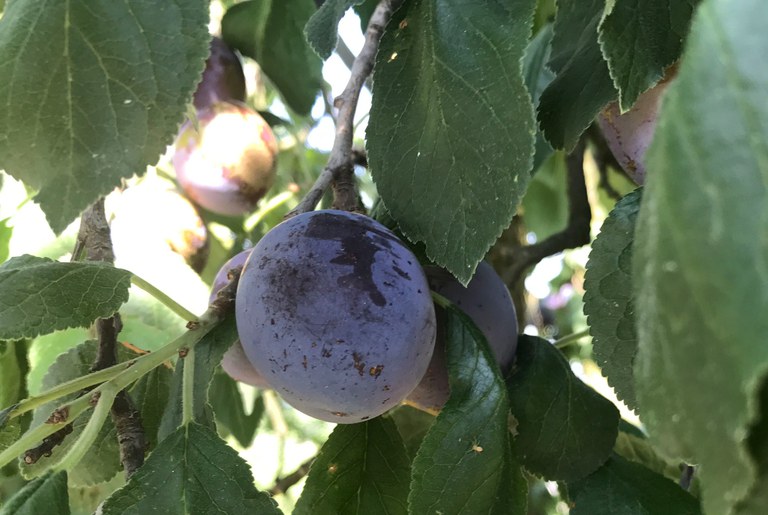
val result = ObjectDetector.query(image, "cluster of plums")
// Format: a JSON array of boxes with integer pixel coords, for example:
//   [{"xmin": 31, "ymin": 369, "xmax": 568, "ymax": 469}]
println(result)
[
  {"xmin": 173, "ymin": 36, "xmax": 278, "ymax": 217},
  {"xmin": 211, "ymin": 210, "xmax": 519, "ymax": 423}
]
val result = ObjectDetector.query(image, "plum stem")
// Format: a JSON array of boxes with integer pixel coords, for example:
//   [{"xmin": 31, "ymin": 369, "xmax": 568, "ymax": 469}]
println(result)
[
  {"xmin": 244, "ymin": 190, "xmax": 296, "ymax": 233},
  {"xmin": 131, "ymin": 274, "xmax": 200, "ymax": 322},
  {"xmin": 287, "ymin": 0, "xmax": 403, "ymax": 217},
  {"xmin": 0, "ymin": 310, "xmax": 223, "ymax": 471},
  {"xmin": 553, "ymin": 328, "xmax": 590, "ymax": 349},
  {"xmin": 52, "ymin": 385, "xmax": 119, "ymax": 474}
]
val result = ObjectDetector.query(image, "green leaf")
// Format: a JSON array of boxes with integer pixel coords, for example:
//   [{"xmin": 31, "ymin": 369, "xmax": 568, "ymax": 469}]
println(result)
[
  {"xmin": 506, "ymin": 335, "xmax": 618, "ymax": 481},
  {"xmin": 598, "ymin": 0, "xmax": 698, "ymax": 110},
  {"xmin": 210, "ymin": 371, "xmax": 263, "ymax": 449},
  {"xmin": 158, "ymin": 316, "xmax": 239, "ymax": 441},
  {"xmin": 613, "ymin": 430, "xmax": 681, "ymax": 483},
  {"xmin": 23, "ymin": 341, "xmax": 135, "ymax": 485},
  {"xmin": 633, "ymin": 2, "xmax": 768, "ymax": 513},
  {"xmin": 119, "ymin": 289, "xmax": 189, "ymax": 353},
  {"xmin": 569, "ymin": 455, "xmax": 701, "ymax": 515},
  {"xmin": 0, "ymin": 255, "xmax": 131, "ymax": 340},
  {"xmin": 735, "ymin": 382, "xmax": 768, "ymax": 514},
  {"xmin": 101, "ymin": 422, "xmax": 279, "ymax": 515},
  {"xmin": 522, "ymin": 24, "xmax": 556, "ymax": 173},
  {"xmin": 408, "ymin": 306, "xmax": 520, "ymax": 513},
  {"xmin": 0, "ymin": 0, "xmax": 210, "ymax": 233},
  {"xmin": 353, "ymin": 0, "xmax": 376, "ymax": 31},
  {"xmin": 0, "ymin": 217, "xmax": 11, "ymax": 263},
  {"xmin": 521, "ymin": 152, "xmax": 568, "ymax": 239},
  {"xmin": 27, "ymin": 328, "xmax": 89, "ymax": 396},
  {"xmin": 388, "ymin": 406, "xmax": 434, "ymax": 461},
  {"xmin": 128, "ymin": 365, "xmax": 172, "ymax": 450},
  {"xmin": 491, "ymin": 440, "xmax": 528, "ymax": 515},
  {"xmin": 0, "ymin": 418, "xmax": 20, "ymax": 453},
  {"xmin": 367, "ymin": 0, "xmax": 536, "ymax": 284},
  {"xmin": 0, "ymin": 340, "xmax": 24, "ymax": 412},
  {"xmin": 0, "ymin": 470, "xmax": 69, "ymax": 515},
  {"xmin": 222, "ymin": 0, "xmax": 323, "ymax": 115},
  {"xmin": 294, "ymin": 417, "xmax": 410, "ymax": 515},
  {"xmin": 305, "ymin": 0, "xmax": 363, "ymax": 59},
  {"xmin": 583, "ymin": 188, "xmax": 642, "ymax": 410},
  {"xmin": 537, "ymin": 0, "xmax": 617, "ymax": 150}
]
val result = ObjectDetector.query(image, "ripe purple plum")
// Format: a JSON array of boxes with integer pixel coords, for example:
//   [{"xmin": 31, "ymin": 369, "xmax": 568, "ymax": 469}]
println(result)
[
  {"xmin": 209, "ymin": 249, "xmax": 270, "ymax": 389},
  {"xmin": 173, "ymin": 101, "xmax": 278, "ymax": 217},
  {"xmin": 235, "ymin": 210, "xmax": 436, "ymax": 423},
  {"xmin": 597, "ymin": 68, "xmax": 675, "ymax": 185},
  {"xmin": 406, "ymin": 262, "xmax": 518, "ymax": 413},
  {"xmin": 193, "ymin": 36, "xmax": 247, "ymax": 110}
]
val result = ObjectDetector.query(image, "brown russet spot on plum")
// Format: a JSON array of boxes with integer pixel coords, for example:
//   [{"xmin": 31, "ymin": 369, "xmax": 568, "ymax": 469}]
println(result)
[
  {"xmin": 369, "ymin": 365, "xmax": 384, "ymax": 378},
  {"xmin": 353, "ymin": 352, "xmax": 366, "ymax": 376}
]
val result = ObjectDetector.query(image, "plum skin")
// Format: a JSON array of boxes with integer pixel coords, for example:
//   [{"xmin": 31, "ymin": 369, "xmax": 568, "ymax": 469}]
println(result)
[
  {"xmin": 235, "ymin": 210, "xmax": 436, "ymax": 423},
  {"xmin": 209, "ymin": 249, "xmax": 270, "ymax": 389},
  {"xmin": 405, "ymin": 261, "xmax": 518, "ymax": 413},
  {"xmin": 173, "ymin": 101, "xmax": 278, "ymax": 217},
  {"xmin": 597, "ymin": 69, "xmax": 675, "ymax": 185},
  {"xmin": 193, "ymin": 36, "xmax": 246, "ymax": 110}
]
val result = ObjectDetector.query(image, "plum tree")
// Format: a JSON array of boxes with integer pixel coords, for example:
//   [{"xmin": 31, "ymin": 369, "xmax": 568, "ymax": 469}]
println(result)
[
  {"xmin": 406, "ymin": 261, "xmax": 518, "ymax": 412},
  {"xmin": 235, "ymin": 210, "xmax": 436, "ymax": 423},
  {"xmin": 173, "ymin": 101, "xmax": 278, "ymax": 216},
  {"xmin": 193, "ymin": 36, "xmax": 246, "ymax": 110},
  {"xmin": 209, "ymin": 249, "xmax": 270, "ymax": 389},
  {"xmin": 596, "ymin": 68, "xmax": 675, "ymax": 185}
]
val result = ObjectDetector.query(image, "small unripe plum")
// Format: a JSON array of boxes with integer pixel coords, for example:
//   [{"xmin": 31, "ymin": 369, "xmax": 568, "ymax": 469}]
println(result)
[
  {"xmin": 173, "ymin": 101, "xmax": 278, "ymax": 217},
  {"xmin": 235, "ymin": 210, "xmax": 436, "ymax": 423},
  {"xmin": 193, "ymin": 36, "xmax": 247, "ymax": 110},
  {"xmin": 110, "ymin": 178, "xmax": 209, "ymax": 272},
  {"xmin": 209, "ymin": 250, "xmax": 271, "ymax": 389},
  {"xmin": 406, "ymin": 262, "xmax": 518, "ymax": 413},
  {"xmin": 597, "ymin": 69, "xmax": 675, "ymax": 185}
]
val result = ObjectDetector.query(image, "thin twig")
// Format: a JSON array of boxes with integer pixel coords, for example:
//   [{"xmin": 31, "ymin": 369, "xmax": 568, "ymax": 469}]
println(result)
[
  {"xmin": 287, "ymin": 0, "xmax": 401, "ymax": 217},
  {"xmin": 505, "ymin": 139, "xmax": 591, "ymax": 284},
  {"xmin": 269, "ymin": 456, "xmax": 316, "ymax": 496},
  {"xmin": 336, "ymin": 38, "xmax": 372, "ymax": 91}
]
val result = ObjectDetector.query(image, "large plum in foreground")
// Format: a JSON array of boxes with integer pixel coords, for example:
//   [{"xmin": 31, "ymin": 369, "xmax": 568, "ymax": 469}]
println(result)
[
  {"xmin": 173, "ymin": 101, "xmax": 278, "ymax": 216},
  {"xmin": 235, "ymin": 210, "xmax": 436, "ymax": 423},
  {"xmin": 209, "ymin": 250, "xmax": 270, "ymax": 389},
  {"xmin": 406, "ymin": 262, "xmax": 518, "ymax": 413}
]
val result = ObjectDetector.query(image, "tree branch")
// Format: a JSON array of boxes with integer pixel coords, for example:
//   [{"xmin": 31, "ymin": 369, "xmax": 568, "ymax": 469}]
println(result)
[
  {"xmin": 75, "ymin": 198, "xmax": 147, "ymax": 478},
  {"xmin": 287, "ymin": 0, "xmax": 401, "ymax": 216},
  {"xmin": 269, "ymin": 455, "xmax": 316, "ymax": 496},
  {"xmin": 505, "ymin": 140, "xmax": 591, "ymax": 284}
]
